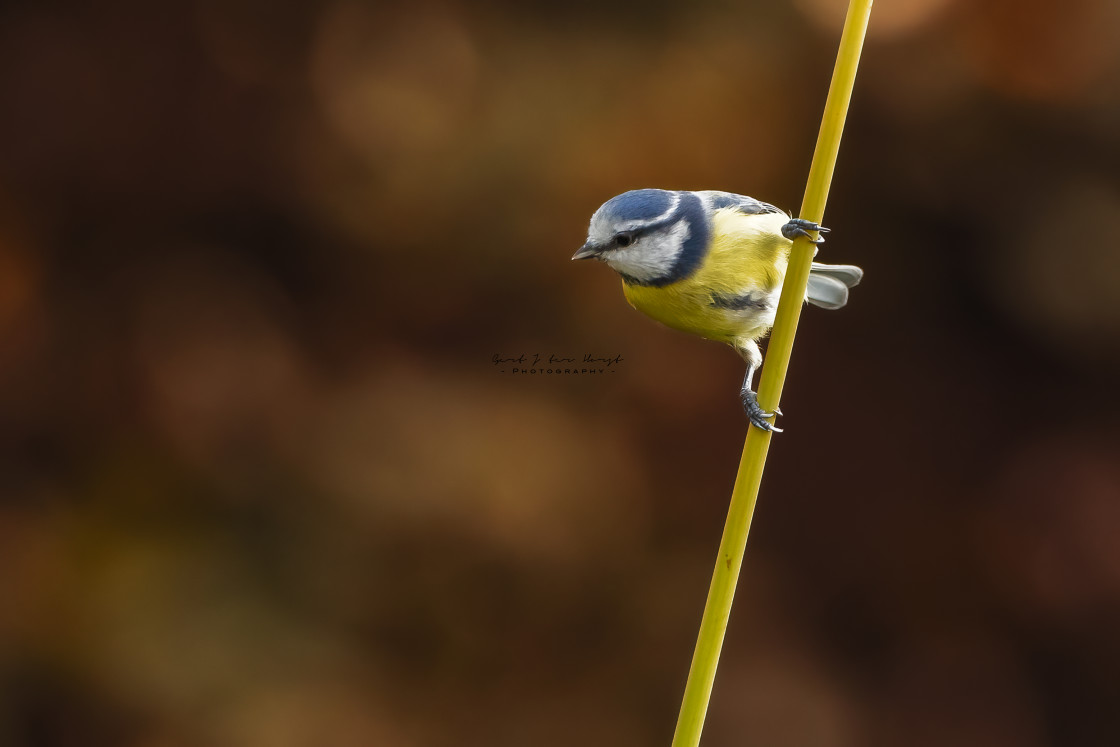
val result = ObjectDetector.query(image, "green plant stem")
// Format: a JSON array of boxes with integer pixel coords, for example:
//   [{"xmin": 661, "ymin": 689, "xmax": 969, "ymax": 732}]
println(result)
[{"xmin": 669, "ymin": 3, "xmax": 874, "ymax": 745}]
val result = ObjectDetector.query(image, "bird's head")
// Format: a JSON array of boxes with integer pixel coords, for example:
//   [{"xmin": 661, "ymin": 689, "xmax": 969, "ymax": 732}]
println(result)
[{"xmin": 572, "ymin": 189, "xmax": 708, "ymax": 286}]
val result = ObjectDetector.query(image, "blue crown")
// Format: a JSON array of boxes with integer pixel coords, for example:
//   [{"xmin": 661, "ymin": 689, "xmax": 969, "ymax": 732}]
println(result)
[{"xmin": 601, "ymin": 189, "xmax": 675, "ymax": 222}]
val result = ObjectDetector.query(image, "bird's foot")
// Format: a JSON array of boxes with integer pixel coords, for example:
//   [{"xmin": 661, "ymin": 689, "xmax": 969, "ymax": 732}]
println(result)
[
  {"xmin": 741, "ymin": 388, "xmax": 782, "ymax": 433},
  {"xmin": 781, "ymin": 218, "xmax": 829, "ymax": 244}
]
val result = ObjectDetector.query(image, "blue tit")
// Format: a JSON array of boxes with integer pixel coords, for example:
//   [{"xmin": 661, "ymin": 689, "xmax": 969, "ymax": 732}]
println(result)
[{"xmin": 573, "ymin": 189, "xmax": 862, "ymax": 432}]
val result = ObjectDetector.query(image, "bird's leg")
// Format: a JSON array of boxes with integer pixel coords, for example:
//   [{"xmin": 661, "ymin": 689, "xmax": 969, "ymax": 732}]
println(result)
[
  {"xmin": 781, "ymin": 218, "xmax": 829, "ymax": 244},
  {"xmin": 736, "ymin": 340, "xmax": 782, "ymax": 433},
  {"xmin": 740, "ymin": 366, "xmax": 782, "ymax": 433}
]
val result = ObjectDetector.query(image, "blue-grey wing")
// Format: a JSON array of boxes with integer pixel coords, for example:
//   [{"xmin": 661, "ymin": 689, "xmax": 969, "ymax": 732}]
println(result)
[
  {"xmin": 695, "ymin": 190, "xmax": 785, "ymax": 216},
  {"xmin": 806, "ymin": 262, "xmax": 864, "ymax": 310}
]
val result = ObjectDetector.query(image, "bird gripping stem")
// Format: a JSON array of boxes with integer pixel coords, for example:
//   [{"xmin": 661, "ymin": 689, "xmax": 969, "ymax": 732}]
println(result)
[{"xmin": 670, "ymin": 2, "xmax": 874, "ymax": 745}]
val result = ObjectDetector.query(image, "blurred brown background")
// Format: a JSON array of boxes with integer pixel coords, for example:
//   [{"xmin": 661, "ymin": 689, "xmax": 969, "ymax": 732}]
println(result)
[{"xmin": 2, "ymin": 0, "xmax": 1120, "ymax": 745}]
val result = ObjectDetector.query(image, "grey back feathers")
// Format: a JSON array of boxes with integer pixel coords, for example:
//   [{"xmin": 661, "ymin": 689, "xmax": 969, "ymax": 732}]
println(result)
[
  {"xmin": 695, "ymin": 190, "xmax": 783, "ymax": 217},
  {"xmin": 806, "ymin": 262, "xmax": 863, "ymax": 310}
]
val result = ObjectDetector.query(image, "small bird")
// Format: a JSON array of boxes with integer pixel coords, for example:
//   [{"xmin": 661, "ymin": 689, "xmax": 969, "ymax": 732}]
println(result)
[{"xmin": 573, "ymin": 189, "xmax": 862, "ymax": 432}]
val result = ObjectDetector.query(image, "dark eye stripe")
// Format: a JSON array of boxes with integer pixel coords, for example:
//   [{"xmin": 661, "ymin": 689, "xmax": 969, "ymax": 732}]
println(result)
[{"xmin": 605, "ymin": 224, "xmax": 659, "ymax": 251}]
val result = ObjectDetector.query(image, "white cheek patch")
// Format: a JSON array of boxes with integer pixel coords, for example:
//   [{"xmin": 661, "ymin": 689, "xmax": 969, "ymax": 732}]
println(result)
[{"xmin": 603, "ymin": 219, "xmax": 690, "ymax": 283}]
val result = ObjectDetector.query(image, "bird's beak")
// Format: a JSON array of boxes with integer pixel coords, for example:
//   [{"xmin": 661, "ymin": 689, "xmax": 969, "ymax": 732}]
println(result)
[{"xmin": 571, "ymin": 241, "xmax": 602, "ymax": 261}]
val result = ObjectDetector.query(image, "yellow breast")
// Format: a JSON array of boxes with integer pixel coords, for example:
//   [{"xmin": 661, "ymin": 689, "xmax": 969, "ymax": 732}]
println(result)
[{"xmin": 622, "ymin": 209, "xmax": 791, "ymax": 344}]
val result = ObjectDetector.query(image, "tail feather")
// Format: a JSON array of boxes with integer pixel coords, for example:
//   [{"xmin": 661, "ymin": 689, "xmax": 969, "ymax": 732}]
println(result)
[{"xmin": 806, "ymin": 262, "xmax": 863, "ymax": 310}]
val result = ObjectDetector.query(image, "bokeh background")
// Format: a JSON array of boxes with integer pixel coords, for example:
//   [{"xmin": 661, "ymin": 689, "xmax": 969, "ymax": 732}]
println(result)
[{"xmin": 2, "ymin": 0, "xmax": 1120, "ymax": 745}]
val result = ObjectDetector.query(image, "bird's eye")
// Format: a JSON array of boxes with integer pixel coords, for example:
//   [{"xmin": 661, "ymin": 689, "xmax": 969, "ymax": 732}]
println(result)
[{"xmin": 615, "ymin": 232, "xmax": 634, "ymax": 247}]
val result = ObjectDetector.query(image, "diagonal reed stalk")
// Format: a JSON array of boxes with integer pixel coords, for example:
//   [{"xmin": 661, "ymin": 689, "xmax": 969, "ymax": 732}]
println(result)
[{"xmin": 669, "ymin": 2, "xmax": 874, "ymax": 745}]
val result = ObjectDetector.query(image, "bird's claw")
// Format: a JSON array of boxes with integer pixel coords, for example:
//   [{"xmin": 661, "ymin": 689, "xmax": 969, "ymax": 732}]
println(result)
[
  {"xmin": 781, "ymin": 218, "xmax": 829, "ymax": 245},
  {"xmin": 741, "ymin": 389, "xmax": 782, "ymax": 433}
]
